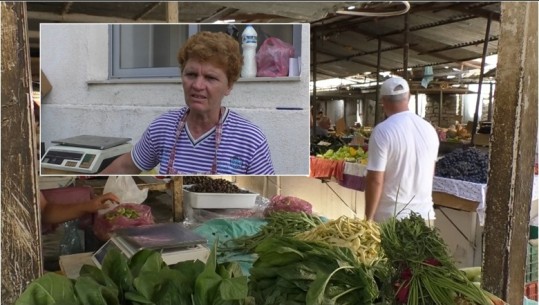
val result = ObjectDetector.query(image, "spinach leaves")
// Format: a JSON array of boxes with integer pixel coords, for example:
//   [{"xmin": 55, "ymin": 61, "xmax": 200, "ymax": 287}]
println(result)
[{"xmin": 15, "ymin": 242, "xmax": 249, "ymax": 305}]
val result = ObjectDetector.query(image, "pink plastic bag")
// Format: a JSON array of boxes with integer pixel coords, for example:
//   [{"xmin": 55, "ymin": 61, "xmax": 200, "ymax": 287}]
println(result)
[
  {"xmin": 264, "ymin": 195, "xmax": 313, "ymax": 216},
  {"xmin": 256, "ymin": 37, "xmax": 295, "ymax": 77},
  {"xmin": 93, "ymin": 203, "xmax": 154, "ymax": 240}
]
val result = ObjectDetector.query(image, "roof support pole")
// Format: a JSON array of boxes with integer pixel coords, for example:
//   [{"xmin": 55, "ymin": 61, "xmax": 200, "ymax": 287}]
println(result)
[
  {"xmin": 312, "ymin": 29, "xmax": 318, "ymax": 135},
  {"xmin": 482, "ymin": 3, "xmax": 538, "ymax": 304},
  {"xmin": 415, "ymin": 91, "xmax": 419, "ymax": 115},
  {"xmin": 1, "ymin": 2, "xmax": 42, "ymax": 303},
  {"xmin": 403, "ymin": 12, "xmax": 410, "ymax": 80},
  {"xmin": 166, "ymin": 2, "xmax": 179, "ymax": 23},
  {"xmin": 375, "ymin": 37, "xmax": 381, "ymax": 125},
  {"xmin": 439, "ymin": 89, "xmax": 443, "ymax": 125},
  {"xmin": 487, "ymin": 82, "xmax": 493, "ymax": 121},
  {"xmin": 471, "ymin": 13, "xmax": 492, "ymax": 144}
]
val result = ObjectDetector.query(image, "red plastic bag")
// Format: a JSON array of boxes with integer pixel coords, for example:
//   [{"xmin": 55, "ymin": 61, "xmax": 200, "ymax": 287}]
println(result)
[
  {"xmin": 93, "ymin": 203, "xmax": 154, "ymax": 240},
  {"xmin": 256, "ymin": 37, "xmax": 295, "ymax": 77},
  {"xmin": 263, "ymin": 195, "xmax": 313, "ymax": 216}
]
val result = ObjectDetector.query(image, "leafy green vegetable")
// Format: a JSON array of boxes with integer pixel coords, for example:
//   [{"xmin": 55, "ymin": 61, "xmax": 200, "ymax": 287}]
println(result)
[
  {"xmin": 194, "ymin": 241, "xmax": 223, "ymax": 305},
  {"xmin": 223, "ymin": 212, "xmax": 324, "ymax": 254},
  {"xmin": 74, "ymin": 276, "xmax": 119, "ymax": 305},
  {"xmin": 249, "ymin": 237, "xmax": 379, "ymax": 305},
  {"xmin": 219, "ymin": 276, "xmax": 249, "ymax": 301},
  {"xmin": 129, "ymin": 249, "xmax": 165, "ymax": 278},
  {"xmin": 101, "ymin": 248, "xmax": 133, "ymax": 304},
  {"xmin": 16, "ymin": 239, "xmax": 249, "ymax": 305},
  {"xmin": 379, "ymin": 213, "xmax": 491, "ymax": 305},
  {"xmin": 78, "ymin": 265, "xmax": 118, "ymax": 294},
  {"xmin": 15, "ymin": 272, "xmax": 80, "ymax": 305}
]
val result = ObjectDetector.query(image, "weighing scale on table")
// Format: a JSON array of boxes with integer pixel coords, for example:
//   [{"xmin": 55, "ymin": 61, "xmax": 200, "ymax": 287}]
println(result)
[
  {"xmin": 41, "ymin": 135, "xmax": 132, "ymax": 174},
  {"xmin": 91, "ymin": 223, "xmax": 210, "ymax": 267}
]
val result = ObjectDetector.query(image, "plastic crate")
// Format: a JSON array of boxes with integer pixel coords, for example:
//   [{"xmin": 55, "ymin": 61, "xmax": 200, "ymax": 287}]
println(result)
[
  {"xmin": 527, "ymin": 243, "xmax": 539, "ymax": 283},
  {"xmin": 526, "ymin": 281, "xmax": 538, "ymax": 301}
]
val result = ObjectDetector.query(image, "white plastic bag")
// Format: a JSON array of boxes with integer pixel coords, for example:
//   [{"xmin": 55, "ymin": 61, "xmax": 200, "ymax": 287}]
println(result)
[{"xmin": 99, "ymin": 176, "xmax": 149, "ymax": 215}]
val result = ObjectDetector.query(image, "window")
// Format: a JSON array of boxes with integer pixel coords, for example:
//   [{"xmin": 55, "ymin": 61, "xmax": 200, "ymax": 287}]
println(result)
[
  {"xmin": 109, "ymin": 24, "xmax": 302, "ymax": 79},
  {"xmin": 110, "ymin": 24, "xmax": 194, "ymax": 78}
]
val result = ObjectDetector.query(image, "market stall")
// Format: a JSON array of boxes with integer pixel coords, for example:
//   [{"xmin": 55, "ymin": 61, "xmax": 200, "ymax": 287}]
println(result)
[{"xmin": 17, "ymin": 183, "xmax": 509, "ymax": 305}]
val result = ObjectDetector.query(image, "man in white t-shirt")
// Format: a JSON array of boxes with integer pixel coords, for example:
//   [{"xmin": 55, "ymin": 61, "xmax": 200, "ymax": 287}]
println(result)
[{"xmin": 365, "ymin": 76, "xmax": 439, "ymax": 224}]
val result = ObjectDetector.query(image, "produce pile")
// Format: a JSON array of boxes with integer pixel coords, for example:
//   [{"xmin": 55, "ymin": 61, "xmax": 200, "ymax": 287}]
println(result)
[
  {"xmin": 316, "ymin": 145, "xmax": 368, "ymax": 163},
  {"xmin": 295, "ymin": 216, "xmax": 383, "ymax": 266},
  {"xmin": 249, "ymin": 237, "xmax": 379, "ymax": 305},
  {"xmin": 18, "ymin": 211, "xmax": 503, "ymax": 305},
  {"xmin": 16, "ymin": 243, "xmax": 250, "ymax": 305},
  {"xmin": 435, "ymin": 147, "xmax": 489, "ymax": 183},
  {"xmin": 183, "ymin": 176, "xmax": 214, "ymax": 185},
  {"xmin": 188, "ymin": 178, "xmax": 249, "ymax": 194},
  {"xmin": 104, "ymin": 206, "xmax": 139, "ymax": 221},
  {"xmin": 223, "ymin": 211, "xmax": 323, "ymax": 254},
  {"xmin": 379, "ymin": 213, "xmax": 492, "ymax": 305},
  {"xmin": 436, "ymin": 124, "xmax": 471, "ymax": 143}
]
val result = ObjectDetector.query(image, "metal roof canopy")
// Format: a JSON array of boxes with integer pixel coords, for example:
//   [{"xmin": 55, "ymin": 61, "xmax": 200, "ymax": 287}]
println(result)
[{"xmin": 27, "ymin": 1, "xmax": 501, "ymax": 84}]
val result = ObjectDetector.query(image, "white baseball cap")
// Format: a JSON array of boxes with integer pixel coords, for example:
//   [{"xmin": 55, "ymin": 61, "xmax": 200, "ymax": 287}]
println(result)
[{"xmin": 380, "ymin": 77, "xmax": 410, "ymax": 96}]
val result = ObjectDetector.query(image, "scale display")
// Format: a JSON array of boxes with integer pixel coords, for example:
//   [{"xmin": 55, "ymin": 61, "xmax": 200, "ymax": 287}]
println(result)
[{"xmin": 41, "ymin": 135, "xmax": 132, "ymax": 174}]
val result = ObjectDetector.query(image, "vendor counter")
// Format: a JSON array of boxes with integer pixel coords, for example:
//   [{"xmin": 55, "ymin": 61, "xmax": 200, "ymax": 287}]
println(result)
[
  {"xmin": 310, "ymin": 156, "xmax": 539, "ymax": 267},
  {"xmin": 310, "ymin": 156, "xmax": 539, "ymax": 219}
]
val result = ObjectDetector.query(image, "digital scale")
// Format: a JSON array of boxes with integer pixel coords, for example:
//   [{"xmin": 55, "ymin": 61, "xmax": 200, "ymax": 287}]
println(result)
[
  {"xmin": 41, "ymin": 135, "xmax": 132, "ymax": 174},
  {"xmin": 92, "ymin": 223, "xmax": 210, "ymax": 268}
]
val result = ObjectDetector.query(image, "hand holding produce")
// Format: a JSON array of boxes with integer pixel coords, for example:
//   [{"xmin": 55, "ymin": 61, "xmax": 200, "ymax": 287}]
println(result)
[{"xmin": 94, "ymin": 203, "xmax": 154, "ymax": 241}]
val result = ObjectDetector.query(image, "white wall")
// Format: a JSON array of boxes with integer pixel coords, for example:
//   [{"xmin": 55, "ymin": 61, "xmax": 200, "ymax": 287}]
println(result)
[
  {"xmin": 40, "ymin": 24, "xmax": 310, "ymax": 175},
  {"xmin": 234, "ymin": 176, "xmax": 365, "ymax": 220}
]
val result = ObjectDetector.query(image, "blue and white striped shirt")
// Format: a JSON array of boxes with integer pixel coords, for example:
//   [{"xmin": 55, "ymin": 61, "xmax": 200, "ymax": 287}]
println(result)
[{"xmin": 132, "ymin": 107, "xmax": 275, "ymax": 175}]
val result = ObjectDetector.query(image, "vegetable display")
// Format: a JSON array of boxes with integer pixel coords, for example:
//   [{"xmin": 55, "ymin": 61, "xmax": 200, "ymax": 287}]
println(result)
[
  {"xmin": 223, "ymin": 211, "xmax": 324, "ymax": 254},
  {"xmin": 15, "ymin": 242, "xmax": 249, "ymax": 305},
  {"xmin": 295, "ymin": 216, "xmax": 383, "ymax": 266},
  {"xmin": 378, "ymin": 213, "xmax": 492, "ymax": 305},
  {"xmin": 316, "ymin": 145, "xmax": 368, "ymax": 163},
  {"xmin": 435, "ymin": 147, "xmax": 489, "ymax": 183},
  {"xmin": 249, "ymin": 236, "xmax": 379, "ymax": 305},
  {"xmin": 188, "ymin": 178, "xmax": 249, "ymax": 194}
]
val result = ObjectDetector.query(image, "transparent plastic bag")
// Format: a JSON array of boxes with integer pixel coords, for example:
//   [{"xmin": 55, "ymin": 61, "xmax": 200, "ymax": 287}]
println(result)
[
  {"xmin": 256, "ymin": 37, "xmax": 295, "ymax": 77},
  {"xmin": 183, "ymin": 195, "xmax": 270, "ymax": 228},
  {"xmin": 59, "ymin": 220, "xmax": 84, "ymax": 255}
]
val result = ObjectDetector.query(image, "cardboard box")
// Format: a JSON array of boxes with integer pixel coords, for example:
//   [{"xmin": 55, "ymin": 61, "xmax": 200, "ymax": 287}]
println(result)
[
  {"xmin": 41, "ymin": 70, "xmax": 52, "ymax": 98},
  {"xmin": 474, "ymin": 133, "xmax": 490, "ymax": 146}
]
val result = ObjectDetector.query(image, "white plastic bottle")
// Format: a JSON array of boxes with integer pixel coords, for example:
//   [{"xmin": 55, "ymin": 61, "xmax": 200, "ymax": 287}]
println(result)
[{"xmin": 241, "ymin": 25, "xmax": 257, "ymax": 78}]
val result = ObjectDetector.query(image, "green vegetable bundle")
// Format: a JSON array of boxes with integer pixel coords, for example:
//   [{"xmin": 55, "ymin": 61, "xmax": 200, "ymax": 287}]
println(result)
[
  {"xmin": 379, "ymin": 213, "xmax": 492, "ymax": 305},
  {"xmin": 223, "ymin": 211, "xmax": 324, "ymax": 253},
  {"xmin": 249, "ymin": 236, "xmax": 379, "ymax": 305},
  {"xmin": 15, "ymin": 242, "xmax": 249, "ymax": 305}
]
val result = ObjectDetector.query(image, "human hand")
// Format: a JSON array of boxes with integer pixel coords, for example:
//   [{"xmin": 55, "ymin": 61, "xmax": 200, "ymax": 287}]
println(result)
[{"xmin": 86, "ymin": 192, "xmax": 120, "ymax": 213}]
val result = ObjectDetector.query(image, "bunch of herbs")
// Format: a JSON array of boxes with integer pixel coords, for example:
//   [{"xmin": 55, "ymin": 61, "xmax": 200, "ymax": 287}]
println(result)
[
  {"xmin": 378, "ymin": 213, "xmax": 492, "ymax": 305},
  {"xmin": 248, "ymin": 236, "xmax": 380, "ymax": 305},
  {"xmin": 222, "ymin": 211, "xmax": 324, "ymax": 254}
]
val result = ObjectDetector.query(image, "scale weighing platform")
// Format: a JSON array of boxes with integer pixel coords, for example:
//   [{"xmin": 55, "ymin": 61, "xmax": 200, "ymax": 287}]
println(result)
[
  {"xmin": 92, "ymin": 223, "xmax": 210, "ymax": 267},
  {"xmin": 41, "ymin": 135, "xmax": 132, "ymax": 174}
]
